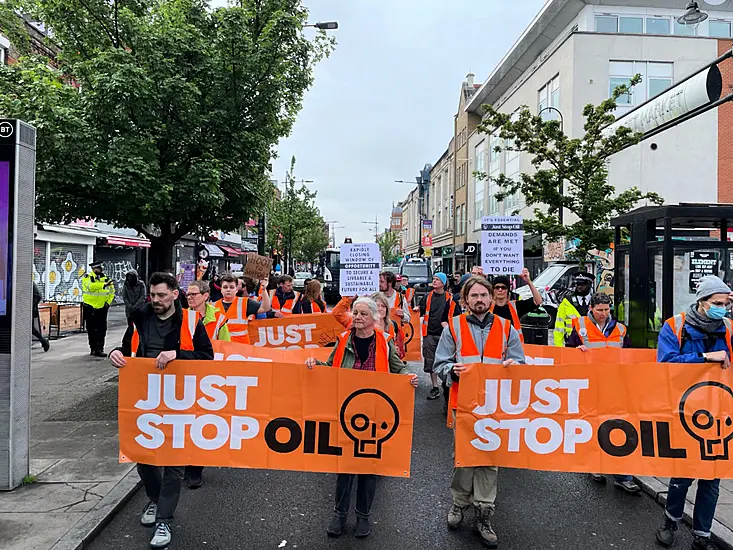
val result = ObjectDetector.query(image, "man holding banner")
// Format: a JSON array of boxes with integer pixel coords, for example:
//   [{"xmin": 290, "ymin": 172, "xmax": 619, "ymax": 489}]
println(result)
[
  {"xmin": 305, "ymin": 297, "xmax": 418, "ymax": 540},
  {"xmin": 433, "ymin": 275, "xmax": 525, "ymax": 549},
  {"xmin": 110, "ymin": 273, "xmax": 214, "ymax": 549},
  {"xmin": 655, "ymin": 275, "xmax": 733, "ymax": 550}
]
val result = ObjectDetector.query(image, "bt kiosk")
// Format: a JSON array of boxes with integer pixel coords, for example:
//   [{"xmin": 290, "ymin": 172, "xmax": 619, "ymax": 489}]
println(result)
[{"xmin": 0, "ymin": 119, "xmax": 36, "ymax": 490}]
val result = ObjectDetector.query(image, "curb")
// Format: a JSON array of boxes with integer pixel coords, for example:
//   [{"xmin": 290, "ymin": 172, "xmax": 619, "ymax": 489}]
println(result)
[
  {"xmin": 635, "ymin": 475, "xmax": 733, "ymax": 550},
  {"xmin": 49, "ymin": 469, "xmax": 141, "ymax": 550}
]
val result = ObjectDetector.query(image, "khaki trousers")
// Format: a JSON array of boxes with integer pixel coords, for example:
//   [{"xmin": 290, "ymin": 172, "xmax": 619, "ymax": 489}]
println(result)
[{"xmin": 451, "ymin": 410, "xmax": 498, "ymax": 509}]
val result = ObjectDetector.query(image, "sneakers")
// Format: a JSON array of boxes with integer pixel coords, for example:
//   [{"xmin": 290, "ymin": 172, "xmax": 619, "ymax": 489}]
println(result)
[
  {"xmin": 447, "ymin": 504, "xmax": 468, "ymax": 530},
  {"xmin": 692, "ymin": 535, "xmax": 719, "ymax": 550},
  {"xmin": 427, "ymin": 387, "xmax": 440, "ymax": 400},
  {"xmin": 474, "ymin": 505, "xmax": 498, "ymax": 548},
  {"xmin": 655, "ymin": 517, "xmax": 678, "ymax": 547},
  {"xmin": 590, "ymin": 473, "xmax": 606, "ymax": 483},
  {"xmin": 326, "ymin": 514, "xmax": 346, "ymax": 538},
  {"xmin": 150, "ymin": 522, "xmax": 171, "ymax": 548},
  {"xmin": 354, "ymin": 517, "xmax": 371, "ymax": 538},
  {"xmin": 140, "ymin": 501, "xmax": 157, "ymax": 527},
  {"xmin": 613, "ymin": 479, "xmax": 641, "ymax": 494}
]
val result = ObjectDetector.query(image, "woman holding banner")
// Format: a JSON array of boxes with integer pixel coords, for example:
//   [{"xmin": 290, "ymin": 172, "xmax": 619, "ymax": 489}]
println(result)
[
  {"xmin": 433, "ymin": 275, "xmax": 525, "ymax": 549},
  {"xmin": 305, "ymin": 297, "xmax": 418, "ymax": 540},
  {"xmin": 371, "ymin": 292, "xmax": 406, "ymax": 359},
  {"xmin": 655, "ymin": 275, "xmax": 733, "ymax": 550},
  {"xmin": 293, "ymin": 279, "xmax": 327, "ymax": 314}
]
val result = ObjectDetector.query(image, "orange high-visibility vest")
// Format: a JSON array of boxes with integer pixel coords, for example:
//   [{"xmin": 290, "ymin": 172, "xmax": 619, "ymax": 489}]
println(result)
[
  {"xmin": 202, "ymin": 310, "xmax": 228, "ymax": 341},
  {"xmin": 307, "ymin": 300, "xmax": 324, "ymax": 313},
  {"xmin": 666, "ymin": 312, "xmax": 733, "ymax": 356},
  {"xmin": 255, "ymin": 286, "xmax": 265, "ymax": 302},
  {"xmin": 405, "ymin": 287, "xmax": 415, "ymax": 305},
  {"xmin": 270, "ymin": 290, "xmax": 300, "ymax": 314},
  {"xmin": 447, "ymin": 313, "xmax": 511, "ymax": 417},
  {"xmin": 489, "ymin": 300, "xmax": 524, "ymax": 342},
  {"xmin": 571, "ymin": 316, "xmax": 626, "ymax": 348},
  {"xmin": 422, "ymin": 291, "xmax": 455, "ymax": 337},
  {"xmin": 214, "ymin": 297, "xmax": 250, "ymax": 344},
  {"xmin": 130, "ymin": 308, "xmax": 197, "ymax": 357},
  {"xmin": 332, "ymin": 329, "xmax": 390, "ymax": 373}
]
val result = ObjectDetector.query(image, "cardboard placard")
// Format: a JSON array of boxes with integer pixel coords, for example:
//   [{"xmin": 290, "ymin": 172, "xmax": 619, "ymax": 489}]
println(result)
[{"xmin": 245, "ymin": 253, "xmax": 273, "ymax": 281}]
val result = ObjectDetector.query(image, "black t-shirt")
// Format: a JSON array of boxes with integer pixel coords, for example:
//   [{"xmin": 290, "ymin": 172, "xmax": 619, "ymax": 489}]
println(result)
[
  {"xmin": 354, "ymin": 334, "xmax": 375, "ymax": 364},
  {"xmin": 427, "ymin": 293, "xmax": 447, "ymax": 336},
  {"xmin": 492, "ymin": 299, "xmax": 538, "ymax": 322},
  {"xmin": 142, "ymin": 315, "xmax": 177, "ymax": 358}
]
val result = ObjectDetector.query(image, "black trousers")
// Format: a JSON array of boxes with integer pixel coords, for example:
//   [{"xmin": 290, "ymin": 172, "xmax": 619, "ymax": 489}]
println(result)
[
  {"xmin": 32, "ymin": 314, "xmax": 49, "ymax": 349},
  {"xmin": 334, "ymin": 474, "xmax": 377, "ymax": 519},
  {"xmin": 83, "ymin": 304, "xmax": 109, "ymax": 352},
  {"xmin": 137, "ymin": 464, "xmax": 185, "ymax": 522}
]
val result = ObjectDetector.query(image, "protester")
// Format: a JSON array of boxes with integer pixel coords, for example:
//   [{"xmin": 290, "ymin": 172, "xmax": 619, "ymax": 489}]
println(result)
[
  {"xmin": 82, "ymin": 261, "xmax": 115, "ymax": 357},
  {"xmin": 122, "ymin": 269, "xmax": 147, "ymax": 331},
  {"xmin": 270, "ymin": 274, "xmax": 299, "ymax": 315},
  {"xmin": 433, "ymin": 276, "xmax": 524, "ymax": 548},
  {"xmin": 471, "ymin": 265, "xmax": 485, "ymax": 278},
  {"xmin": 371, "ymin": 292, "xmax": 405, "ymax": 358},
  {"xmin": 564, "ymin": 292, "xmax": 638, "ymax": 493},
  {"xmin": 553, "ymin": 272, "xmax": 594, "ymax": 346},
  {"xmin": 214, "ymin": 272, "xmax": 271, "ymax": 343},
  {"xmin": 293, "ymin": 279, "xmax": 327, "ymax": 314},
  {"xmin": 109, "ymin": 272, "xmax": 214, "ymax": 549},
  {"xmin": 450, "ymin": 272, "xmax": 462, "ymax": 295},
  {"xmin": 655, "ymin": 275, "xmax": 732, "ymax": 550},
  {"xmin": 419, "ymin": 273, "xmax": 458, "ymax": 400},
  {"xmin": 400, "ymin": 275, "xmax": 415, "ymax": 308},
  {"xmin": 489, "ymin": 268, "xmax": 542, "ymax": 342},
  {"xmin": 32, "ymin": 281, "xmax": 50, "ymax": 352},
  {"xmin": 187, "ymin": 280, "xmax": 230, "ymax": 343},
  {"xmin": 379, "ymin": 271, "xmax": 411, "ymax": 322},
  {"xmin": 305, "ymin": 297, "xmax": 418, "ymax": 539}
]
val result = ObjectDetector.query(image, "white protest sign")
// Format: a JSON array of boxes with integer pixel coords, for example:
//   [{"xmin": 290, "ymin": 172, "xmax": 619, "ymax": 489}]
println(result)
[
  {"xmin": 481, "ymin": 216, "xmax": 524, "ymax": 275},
  {"xmin": 340, "ymin": 243, "xmax": 381, "ymax": 296}
]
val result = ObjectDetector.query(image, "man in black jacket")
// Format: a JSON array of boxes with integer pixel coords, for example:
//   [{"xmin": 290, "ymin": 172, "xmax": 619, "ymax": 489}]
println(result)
[{"xmin": 109, "ymin": 272, "xmax": 213, "ymax": 549}]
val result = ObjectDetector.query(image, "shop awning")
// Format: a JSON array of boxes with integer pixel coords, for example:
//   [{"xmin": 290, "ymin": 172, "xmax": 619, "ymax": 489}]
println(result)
[
  {"xmin": 241, "ymin": 241, "xmax": 258, "ymax": 252},
  {"xmin": 220, "ymin": 245, "xmax": 243, "ymax": 257},
  {"xmin": 201, "ymin": 243, "xmax": 224, "ymax": 257},
  {"xmin": 103, "ymin": 235, "xmax": 151, "ymax": 248}
]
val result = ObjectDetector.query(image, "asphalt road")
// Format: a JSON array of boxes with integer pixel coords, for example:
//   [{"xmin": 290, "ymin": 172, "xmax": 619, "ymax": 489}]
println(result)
[{"xmin": 89, "ymin": 365, "xmax": 695, "ymax": 550}]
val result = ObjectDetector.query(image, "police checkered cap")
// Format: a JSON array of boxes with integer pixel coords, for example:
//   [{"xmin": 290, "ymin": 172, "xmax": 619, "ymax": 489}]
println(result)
[{"xmin": 573, "ymin": 272, "xmax": 594, "ymax": 285}]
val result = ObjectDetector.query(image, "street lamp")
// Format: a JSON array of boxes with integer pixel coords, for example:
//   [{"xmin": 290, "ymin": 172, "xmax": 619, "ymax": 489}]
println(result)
[
  {"xmin": 677, "ymin": 2, "xmax": 708, "ymax": 26},
  {"xmin": 539, "ymin": 106, "xmax": 565, "ymax": 226},
  {"xmin": 304, "ymin": 21, "xmax": 339, "ymax": 30},
  {"xmin": 282, "ymin": 178, "xmax": 313, "ymax": 275}
]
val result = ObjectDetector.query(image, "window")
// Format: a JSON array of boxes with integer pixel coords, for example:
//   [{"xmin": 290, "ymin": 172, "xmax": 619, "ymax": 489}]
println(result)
[
  {"xmin": 674, "ymin": 19, "xmax": 697, "ymax": 36},
  {"xmin": 619, "ymin": 16, "xmax": 643, "ymax": 34},
  {"xmin": 538, "ymin": 75, "xmax": 560, "ymax": 119},
  {"xmin": 595, "ymin": 15, "xmax": 618, "ymax": 33},
  {"xmin": 646, "ymin": 17, "xmax": 670, "ymax": 35},
  {"xmin": 609, "ymin": 61, "xmax": 673, "ymax": 108},
  {"xmin": 474, "ymin": 144, "xmax": 485, "ymax": 224},
  {"xmin": 710, "ymin": 20, "xmax": 732, "ymax": 38}
]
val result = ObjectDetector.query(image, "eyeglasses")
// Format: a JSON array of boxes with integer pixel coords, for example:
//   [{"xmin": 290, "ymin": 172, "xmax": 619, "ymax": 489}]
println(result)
[
  {"xmin": 494, "ymin": 285, "xmax": 508, "ymax": 290},
  {"xmin": 187, "ymin": 292, "xmax": 202, "ymax": 298}
]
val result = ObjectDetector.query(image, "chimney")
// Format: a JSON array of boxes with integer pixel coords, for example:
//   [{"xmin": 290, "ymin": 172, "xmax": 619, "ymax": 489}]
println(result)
[{"xmin": 466, "ymin": 72, "xmax": 475, "ymax": 87}]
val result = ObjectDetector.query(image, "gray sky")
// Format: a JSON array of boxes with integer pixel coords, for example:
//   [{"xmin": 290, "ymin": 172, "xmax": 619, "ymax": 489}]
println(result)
[{"xmin": 212, "ymin": 0, "xmax": 546, "ymax": 244}]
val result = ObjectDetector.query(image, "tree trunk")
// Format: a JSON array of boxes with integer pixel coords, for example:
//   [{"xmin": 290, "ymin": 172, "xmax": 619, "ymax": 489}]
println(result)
[{"xmin": 148, "ymin": 235, "xmax": 175, "ymax": 274}]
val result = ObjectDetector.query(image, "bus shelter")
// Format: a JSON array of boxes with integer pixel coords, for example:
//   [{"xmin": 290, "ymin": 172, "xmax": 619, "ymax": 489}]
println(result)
[{"xmin": 611, "ymin": 204, "xmax": 733, "ymax": 349}]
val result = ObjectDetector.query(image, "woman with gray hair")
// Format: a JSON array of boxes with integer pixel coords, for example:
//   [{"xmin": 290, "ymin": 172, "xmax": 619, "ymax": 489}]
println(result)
[{"xmin": 305, "ymin": 296, "xmax": 417, "ymax": 540}]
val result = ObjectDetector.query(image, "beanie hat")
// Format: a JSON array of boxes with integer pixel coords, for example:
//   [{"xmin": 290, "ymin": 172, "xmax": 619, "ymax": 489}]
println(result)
[
  {"xmin": 696, "ymin": 275, "xmax": 731, "ymax": 301},
  {"xmin": 434, "ymin": 272, "xmax": 447, "ymax": 286},
  {"xmin": 492, "ymin": 275, "xmax": 511, "ymax": 288}
]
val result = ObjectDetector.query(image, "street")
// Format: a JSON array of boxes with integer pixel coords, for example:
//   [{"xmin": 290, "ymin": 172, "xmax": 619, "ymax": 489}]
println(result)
[{"xmin": 88, "ymin": 365, "xmax": 694, "ymax": 550}]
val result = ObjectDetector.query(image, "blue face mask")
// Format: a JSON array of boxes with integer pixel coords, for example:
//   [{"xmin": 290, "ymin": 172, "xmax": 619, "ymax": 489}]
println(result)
[{"xmin": 706, "ymin": 304, "xmax": 728, "ymax": 320}]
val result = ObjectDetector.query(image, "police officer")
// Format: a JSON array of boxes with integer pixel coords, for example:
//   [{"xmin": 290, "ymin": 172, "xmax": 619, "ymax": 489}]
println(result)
[
  {"xmin": 553, "ymin": 272, "xmax": 593, "ymax": 347},
  {"xmin": 82, "ymin": 261, "xmax": 115, "ymax": 357}
]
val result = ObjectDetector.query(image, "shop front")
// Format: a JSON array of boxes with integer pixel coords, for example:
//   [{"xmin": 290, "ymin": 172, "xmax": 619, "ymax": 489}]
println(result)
[{"xmin": 95, "ymin": 234, "xmax": 151, "ymax": 305}]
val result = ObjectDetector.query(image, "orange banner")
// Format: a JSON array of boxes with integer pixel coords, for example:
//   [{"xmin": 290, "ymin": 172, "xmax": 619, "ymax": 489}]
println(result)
[
  {"xmin": 118, "ymin": 359, "xmax": 415, "ymax": 477},
  {"xmin": 248, "ymin": 313, "xmax": 344, "ymax": 348},
  {"xmin": 212, "ymin": 341, "xmax": 331, "ymax": 363},
  {"xmin": 455, "ymin": 361, "xmax": 733, "ymax": 478},
  {"xmin": 403, "ymin": 309, "xmax": 422, "ymax": 362},
  {"xmin": 523, "ymin": 343, "xmax": 657, "ymax": 364}
]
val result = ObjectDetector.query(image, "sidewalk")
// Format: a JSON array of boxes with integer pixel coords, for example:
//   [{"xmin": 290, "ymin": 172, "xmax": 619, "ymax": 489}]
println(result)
[{"xmin": 0, "ymin": 306, "xmax": 140, "ymax": 550}]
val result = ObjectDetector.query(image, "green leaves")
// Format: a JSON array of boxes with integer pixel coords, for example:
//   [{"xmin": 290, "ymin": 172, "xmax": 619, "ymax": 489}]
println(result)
[
  {"xmin": 0, "ymin": 0, "xmax": 332, "ymax": 268},
  {"xmin": 377, "ymin": 231, "xmax": 400, "ymax": 265},
  {"xmin": 477, "ymin": 74, "xmax": 663, "ymax": 264}
]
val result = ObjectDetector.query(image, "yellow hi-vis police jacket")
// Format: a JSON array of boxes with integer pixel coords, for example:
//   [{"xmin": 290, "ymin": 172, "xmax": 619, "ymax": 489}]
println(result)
[{"xmin": 82, "ymin": 273, "xmax": 115, "ymax": 309}]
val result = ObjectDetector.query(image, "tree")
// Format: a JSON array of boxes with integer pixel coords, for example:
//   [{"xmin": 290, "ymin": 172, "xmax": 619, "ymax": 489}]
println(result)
[
  {"xmin": 0, "ymin": 0, "xmax": 334, "ymax": 270},
  {"xmin": 267, "ymin": 157, "xmax": 328, "ymax": 271},
  {"xmin": 477, "ymin": 75, "xmax": 663, "ymax": 264},
  {"xmin": 377, "ymin": 231, "xmax": 399, "ymax": 265}
]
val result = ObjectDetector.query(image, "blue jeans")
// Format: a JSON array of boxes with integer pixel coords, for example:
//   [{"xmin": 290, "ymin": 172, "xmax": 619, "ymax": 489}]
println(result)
[{"xmin": 665, "ymin": 477, "xmax": 720, "ymax": 537}]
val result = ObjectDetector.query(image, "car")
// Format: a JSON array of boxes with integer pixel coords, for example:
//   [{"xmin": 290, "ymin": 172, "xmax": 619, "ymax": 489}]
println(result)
[
  {"xmin": 383, "ymin": 266, "xmax": 400, "ymax": 274},
  {"xmin": 293, "ymin": 271, "xmax": 312, "ymax": 291},
  {"xmin": 399, "ymin": 257, "xmax": 433, "ymax": 302}
]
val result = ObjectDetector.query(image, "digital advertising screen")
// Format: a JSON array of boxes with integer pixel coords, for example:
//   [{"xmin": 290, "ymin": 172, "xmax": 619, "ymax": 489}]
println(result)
[{"xmin": 0, "ymin": 161, "xmax": 9, "ymax": 315}]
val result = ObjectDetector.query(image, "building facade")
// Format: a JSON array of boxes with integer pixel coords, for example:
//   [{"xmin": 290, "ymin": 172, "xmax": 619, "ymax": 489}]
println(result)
[
  {"xmin": 464, "ymin": 0, "xmax": 733, "ymax": 266},
  {"xmin": 429, "ymin": 142, "xmax": 456, "ymax": 273}
]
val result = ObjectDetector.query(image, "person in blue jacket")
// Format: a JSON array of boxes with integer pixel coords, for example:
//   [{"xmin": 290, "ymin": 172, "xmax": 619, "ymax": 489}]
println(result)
[{"xmin": 656, "ymin": 275, "xmax": 733, "ymax": 550}]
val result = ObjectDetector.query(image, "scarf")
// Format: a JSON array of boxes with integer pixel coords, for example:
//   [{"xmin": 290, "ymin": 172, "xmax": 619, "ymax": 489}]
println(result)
[{"xmin": 685, "ymin": 303, "xmax": 723, "ymax": 334}]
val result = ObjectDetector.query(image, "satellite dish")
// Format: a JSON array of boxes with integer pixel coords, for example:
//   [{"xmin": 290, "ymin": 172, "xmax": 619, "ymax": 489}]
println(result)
[{"xmin": 704, "ymin": 0, "xmax": 727, "ymax": 6}]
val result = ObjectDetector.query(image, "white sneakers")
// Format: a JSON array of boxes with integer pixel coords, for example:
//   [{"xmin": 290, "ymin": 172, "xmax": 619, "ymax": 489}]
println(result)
[
  {"xmin": 150, "ymin": 522, "xmax": 172, "ymax": 548},
  {"xmin": 140, "ymin": 501, "xmax": 157, "ymax": 527}
]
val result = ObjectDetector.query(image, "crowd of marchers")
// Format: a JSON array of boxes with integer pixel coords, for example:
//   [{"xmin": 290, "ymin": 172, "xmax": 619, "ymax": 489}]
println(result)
[{"xmin": 53, "ymin": 257, "xmax": 733, "ymax": 550}]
